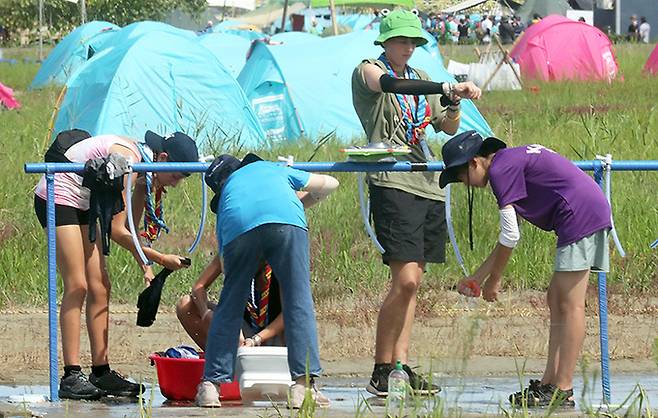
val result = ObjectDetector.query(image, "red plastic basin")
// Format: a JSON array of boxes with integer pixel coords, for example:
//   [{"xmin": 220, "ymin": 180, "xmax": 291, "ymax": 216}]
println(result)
[{"xmin": 149, "ymin": 353, "xmax": 241, "ymax": 401}]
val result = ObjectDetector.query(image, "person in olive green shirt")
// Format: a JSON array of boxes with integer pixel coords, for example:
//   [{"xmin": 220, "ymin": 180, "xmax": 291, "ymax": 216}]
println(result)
[{"xmin": 351, "ymin": 9, "xmax": 482, "ymax": 396}]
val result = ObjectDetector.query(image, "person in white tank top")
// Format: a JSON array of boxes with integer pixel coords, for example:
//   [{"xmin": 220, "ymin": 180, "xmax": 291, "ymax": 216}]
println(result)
[{"xmin": 33, "ymin": 130, "xmax": 199, "ymax": 400}]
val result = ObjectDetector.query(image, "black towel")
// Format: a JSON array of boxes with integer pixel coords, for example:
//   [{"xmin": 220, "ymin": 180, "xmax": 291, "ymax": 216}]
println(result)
[
  {"xmin": 136, "ymin": 258, "xmax": 190, "ymax": 327},
  {"xmin": 136, "ymin": 268, "xmax": 174, "ymax": 327}
]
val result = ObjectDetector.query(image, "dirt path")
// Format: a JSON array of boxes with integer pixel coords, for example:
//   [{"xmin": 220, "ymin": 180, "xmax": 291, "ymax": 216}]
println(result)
[{"xmin": 1, "ymin": 290, "xmax": 656, "ymax": 385}]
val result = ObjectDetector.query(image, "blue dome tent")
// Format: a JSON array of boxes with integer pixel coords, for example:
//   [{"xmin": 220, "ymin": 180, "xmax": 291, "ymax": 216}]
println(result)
[
  {"xmin": 31, "ymin": 21, "xmax": 119, "ymax": 89},
  {"xmin": 237, "ymin": 30, "xmax": 490, "ymax": 143},
  {"xmin": 108, "ymin": 21, "xmax": 197, "ymax": 44},
  {"xmin": 198, "ymin": 32, "xmax": 252, "ymax": 77},
  {"xmin": 54, "ymin": 30, "xmax": 266, "ymax": 148},
  {"xmin": 211, "ymin": 20, "xmax": 266, "ymax": 41},
  {"xmin": 270, "ymin": 31, "xmax": 322, "ymax": 44}
]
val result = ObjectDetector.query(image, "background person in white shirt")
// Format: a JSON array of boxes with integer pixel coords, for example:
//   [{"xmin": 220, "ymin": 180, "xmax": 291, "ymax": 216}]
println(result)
[{"xmin": 639, "ymin": 16, "xmax": 651, "ymax": 43}]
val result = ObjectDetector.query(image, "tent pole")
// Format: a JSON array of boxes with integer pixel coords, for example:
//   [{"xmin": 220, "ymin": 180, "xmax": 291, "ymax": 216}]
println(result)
[
  {"xmin": 80, "ymin": 0, "xmax": 87, "ymax": 24},
  {"xmin": 329, "ymin": 0, "xmax": 338, "ymax": 35},
  {"xmin": 615, "ymin": 0, "xmax": 621, "ymax": 35},
  {"xmin": 38, "ymin": 0, "xmax": 43, "ymax": 61},
  {"xmin": 280, "ymin": 0, "xmax": 289, "ymax": 33}
]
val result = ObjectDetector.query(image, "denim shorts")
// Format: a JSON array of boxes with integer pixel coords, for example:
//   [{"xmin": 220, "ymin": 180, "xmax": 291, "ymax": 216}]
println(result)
[{"xmin": 554, "ymin": 229, "xmax": 610, "ymax": 273}]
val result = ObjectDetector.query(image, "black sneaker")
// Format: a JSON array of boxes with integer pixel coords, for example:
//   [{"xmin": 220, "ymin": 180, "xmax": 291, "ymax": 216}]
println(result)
[
  {"xmin": 402, "ymin": 364, "xmax": 441, "ymax": 395},
  {"xmin": 58, "ymin": 370, "xmax": 103, "ymax": 400},
  {"xmin": 510, "ymin": 381, "xmax": 575, "ymax": 408},
  {"xmin": 89, "ymin": 369, "xmax": 145, "ymax": 397},
  {"xmin": 366, "ymin": 364, "xmax": 393, "ymax": 397}
]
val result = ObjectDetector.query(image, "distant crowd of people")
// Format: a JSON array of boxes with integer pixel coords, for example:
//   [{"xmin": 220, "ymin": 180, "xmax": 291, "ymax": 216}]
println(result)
[{"xmin": 423, "ymin": 13, "xmax": 537, "ymax": 45}]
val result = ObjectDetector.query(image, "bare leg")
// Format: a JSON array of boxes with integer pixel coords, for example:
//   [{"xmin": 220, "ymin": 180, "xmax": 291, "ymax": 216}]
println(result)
[
  {"xmin": 551, "ymin": 270, "xmax": 589, "ymax": 390},
  {"xmin": 541, "ymin": 279, "xmax": 560, "ymax": 385},
  {"xmin": 176, "ymin": 295, "xmax": 209, "ymax": 350},
  {"xmin": 375, "ymin": 261, "xmax": 423, "ymax": 365},
  {"xmin": 56, "ymin": 225, "xmax": 88, "ymax": 367},
  {"xmin": 83, "ymin": 225, "xmax": 110, "ymax": 366}
]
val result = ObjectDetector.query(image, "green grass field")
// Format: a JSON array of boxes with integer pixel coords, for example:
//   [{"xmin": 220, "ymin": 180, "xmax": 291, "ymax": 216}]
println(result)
[{"xmin": 0, "ymin": 44, "xmax": 656, "ymax": 309}]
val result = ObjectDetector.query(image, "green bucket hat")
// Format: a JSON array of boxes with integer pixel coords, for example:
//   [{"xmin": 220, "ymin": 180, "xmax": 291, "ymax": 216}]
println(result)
[{"xmin": 375, "ymin": 9, "xmax": 428, "ymax": 46}]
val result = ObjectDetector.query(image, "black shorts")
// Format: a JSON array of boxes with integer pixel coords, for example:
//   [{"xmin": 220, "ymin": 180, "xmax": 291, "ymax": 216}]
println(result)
[
  {"xmin": 369, "ymin": 185, "xmax": 446, "ymax": 265},
  {"xmin": 34, "ymin": 195, "xmax": 89, "ymax": 228}
]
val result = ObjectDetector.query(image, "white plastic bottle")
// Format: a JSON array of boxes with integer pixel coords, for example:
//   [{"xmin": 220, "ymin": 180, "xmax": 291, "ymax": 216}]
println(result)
[{"xmin": 387, "ymin": 360, "xmax": 409, "ymax": 416}]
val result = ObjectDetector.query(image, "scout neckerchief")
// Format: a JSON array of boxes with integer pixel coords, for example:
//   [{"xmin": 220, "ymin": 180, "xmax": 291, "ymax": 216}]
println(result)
[
  {"xmin": 246, "ymin": 264, "xmax": 272, "ymax": 330},
  {"xmin": 379, "ymin": 53, "xmax": 432, "ymax": 145},
  {"xmin": 136, "ymin": 143, "xmax": 169, "ymax": 243}
]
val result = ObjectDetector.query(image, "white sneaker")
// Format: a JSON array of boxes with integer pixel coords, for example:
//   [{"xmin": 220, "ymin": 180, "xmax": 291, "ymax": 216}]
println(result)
[
  {"xmin": 288, "ymin": 380, "xmax": 330, "ymax": 409},
  {"xmin": 195, "ymin": 380, "xmax": 221, "ymax": 407}
]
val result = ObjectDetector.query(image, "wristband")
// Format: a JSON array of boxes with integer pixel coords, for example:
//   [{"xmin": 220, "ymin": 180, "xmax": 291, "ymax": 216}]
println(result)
[{"xmin": 252, "ymin": 334, "xmax": 262, "ymax": 346}]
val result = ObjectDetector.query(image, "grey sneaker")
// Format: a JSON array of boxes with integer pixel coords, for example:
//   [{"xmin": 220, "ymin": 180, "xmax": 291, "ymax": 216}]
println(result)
[
  {"xmin": 58, "ymin": 370, "xmax": 103, "ymax": 400},
  {"xmin": 195, "ymin": 381, "xmax": 221, "ymax": 407},
  {"xmin": 288, "ymin": 379, "xmax": 330, "ymax": 409}
]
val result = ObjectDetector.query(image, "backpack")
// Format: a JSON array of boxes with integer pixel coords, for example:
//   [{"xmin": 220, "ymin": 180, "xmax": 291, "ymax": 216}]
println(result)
[{"xmin": 44, "ymin": 129, "xmax": 92, "ymax": 163}]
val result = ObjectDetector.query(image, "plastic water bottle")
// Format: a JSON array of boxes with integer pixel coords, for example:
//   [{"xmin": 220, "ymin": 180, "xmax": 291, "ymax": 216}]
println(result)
[{"xmin": 387, "ymin": 360, "xmax": 409, "ymax": 416}]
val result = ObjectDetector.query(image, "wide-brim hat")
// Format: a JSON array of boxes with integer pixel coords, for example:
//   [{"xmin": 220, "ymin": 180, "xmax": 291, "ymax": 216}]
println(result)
[
  {"xmin": 375, "ymin": 9, "xmax": 428, "ymax": 46},
  {"xmin": 439, "ymin": 130, "xmax": 507, "ymax": 188},
  {"xmin": 206, "ymin": 153, "xmax": 263, "ymax": 214}
]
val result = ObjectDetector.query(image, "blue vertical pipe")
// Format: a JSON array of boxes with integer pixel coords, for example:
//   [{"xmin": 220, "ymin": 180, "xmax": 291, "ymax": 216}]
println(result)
[
  {"xmin": 46, "ymin": 173, "xmax": 58, "ymax": 402},
  {"xmin": 594, "ymin": 164, "xmax": 611, "ymax": 404}
]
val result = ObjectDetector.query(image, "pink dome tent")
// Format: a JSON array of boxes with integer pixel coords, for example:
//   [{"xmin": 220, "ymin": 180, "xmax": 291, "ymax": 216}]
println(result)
[
  {"xmin": 510, "ymin": 15, "xmax": 619, "ymax": 82},
  {"xmin": 644, "ymin": 44, "xmax": 658, "ymax": 75}
]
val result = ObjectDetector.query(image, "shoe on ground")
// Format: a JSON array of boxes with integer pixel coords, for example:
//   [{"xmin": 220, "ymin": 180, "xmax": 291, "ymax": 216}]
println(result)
[
  {"xmin": 366, "ymin": 364, "xmax": 393, "ymax": 397},
  {"xmin": 402, "ymin": 364, "xmax": 441, "ymax": 395},
  {"xmin": 509, "ymin": 379, "xmax": 542, "ymax": 406},
  {"xmin": 195, "ymin": 381, "xmax": 221, "ymax": 407},
  {"xmin": 58, "ymin": 370, "xmax": 102, "ymax": 400},
  {"xmin": 89, "ymin": 369, "xmax": 144, "ymax": 397},
  {"xmin": 288, "ymin": 379, "xmax": 330, "ymax": 409},
  {"xmin": 509, "ymin": 380, "xmax": 575, "ymax": 408}
]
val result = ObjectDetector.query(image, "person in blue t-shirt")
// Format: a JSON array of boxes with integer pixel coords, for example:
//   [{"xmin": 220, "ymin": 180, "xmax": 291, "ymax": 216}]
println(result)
[{"xmin": 195, "ymin": 153, "xmax": 339, "ymax": 409}]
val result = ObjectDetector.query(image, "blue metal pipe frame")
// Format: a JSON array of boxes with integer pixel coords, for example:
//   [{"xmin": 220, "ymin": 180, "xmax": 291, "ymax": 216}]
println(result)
[{"xmin": 24, "ymin": 159, "xmax": 658, "ymax": 402}]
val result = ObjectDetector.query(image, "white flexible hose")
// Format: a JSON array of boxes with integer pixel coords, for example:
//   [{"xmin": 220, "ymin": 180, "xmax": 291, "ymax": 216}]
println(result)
[
  {"xmin": 125, "ymin": 168, "xmax": 151, "ymax": 265},
  {"xmin": 187, "ymin": 174, "xmax": 206, "ymax": 254},
  {"xmin": 445, "ymin": 183, "xmax": 469, "ymax": 276},
  {"xmin": 598, "ymin": 154, "xmax": 626, "ymax": 257},
  {"xmin": 357, "ymin": 172, "xmax": 385, "ymax": 254}
]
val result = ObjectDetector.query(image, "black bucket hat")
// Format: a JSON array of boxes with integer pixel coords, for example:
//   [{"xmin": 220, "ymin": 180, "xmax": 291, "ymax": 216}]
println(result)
[
  {"xmin": 205, "ymin": 153, "xmax": 263, "ymax": 214},
  {"xmin": 144, "ymin": 130, "xmax": 199, "ymax": 163},
  {"xmin": 439, "ymin": 130, "xmax": 507, "ymax": 188}
]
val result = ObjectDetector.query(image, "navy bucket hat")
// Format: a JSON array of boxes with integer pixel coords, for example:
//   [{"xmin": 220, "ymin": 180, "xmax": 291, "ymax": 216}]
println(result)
[
  {"xmin": 205, "ymin": 153, "xmax": 263, "ymax": 214},
  {"xmin": 439, "ymin": 130, "xmax": 507, "ymax": 188}
]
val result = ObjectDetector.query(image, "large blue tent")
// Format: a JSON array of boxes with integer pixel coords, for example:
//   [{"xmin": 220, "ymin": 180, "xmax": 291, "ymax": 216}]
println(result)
[
  {"xmin": 31, "ymin": 21, "xmax": 119, "ymax": 89},
  {"xmin": 54, "ymin": 30, "xmax": 266, "ymax": 148},
  {"xmin": 237, "ymin": 29, "xmax": 490, "ymax": 143},
  {"xmin": 198, "ymin": 32, "xmax": 252, "ymax": 77}
]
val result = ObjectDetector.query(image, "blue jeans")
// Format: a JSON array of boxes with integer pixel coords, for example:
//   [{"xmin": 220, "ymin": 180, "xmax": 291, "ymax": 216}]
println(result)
[{"xmin": 203, "ymin": 223, "xmax": 322, "ymax": 382}]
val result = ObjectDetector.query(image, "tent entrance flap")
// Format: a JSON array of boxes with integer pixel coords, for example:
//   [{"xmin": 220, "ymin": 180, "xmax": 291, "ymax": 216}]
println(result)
[{"xmin": 251, "ymin": 82, "xmax": 302, "ymax": 142}]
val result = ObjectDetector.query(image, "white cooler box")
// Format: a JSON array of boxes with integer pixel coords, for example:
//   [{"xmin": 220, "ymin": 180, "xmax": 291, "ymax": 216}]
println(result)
[{"xmin": 235, "ymin": 346, "xmax": 293, "ymax": 402}]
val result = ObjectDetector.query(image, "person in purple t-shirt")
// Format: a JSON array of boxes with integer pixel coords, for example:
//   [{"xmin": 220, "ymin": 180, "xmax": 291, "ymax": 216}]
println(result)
[{"xmin": 439, "ymin": 131, "xmax": 611, "ymax": 408}]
